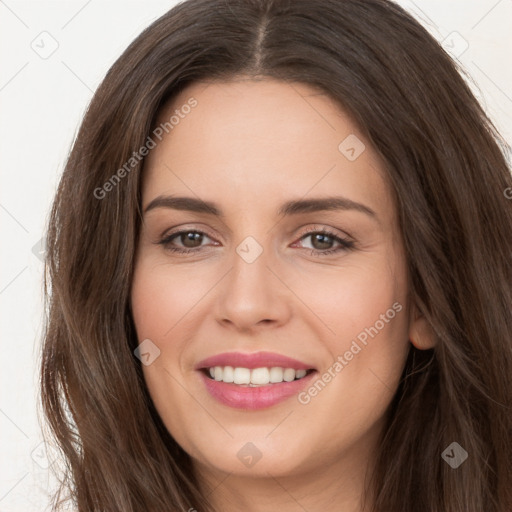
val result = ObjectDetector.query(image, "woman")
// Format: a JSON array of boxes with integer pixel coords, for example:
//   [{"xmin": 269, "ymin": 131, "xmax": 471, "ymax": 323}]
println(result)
[{"xmin": 40, "ymin": 0, "xmax": 512, "ymax": 510}]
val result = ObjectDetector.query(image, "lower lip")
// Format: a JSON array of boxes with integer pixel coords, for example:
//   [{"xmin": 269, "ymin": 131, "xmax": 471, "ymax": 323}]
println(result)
[{"xmin": 199, "ymin": 371, "xmax": 317, "ymax": 410}]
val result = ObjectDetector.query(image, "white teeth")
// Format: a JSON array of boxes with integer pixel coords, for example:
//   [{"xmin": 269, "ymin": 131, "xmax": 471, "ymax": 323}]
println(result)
[
  {"xmin": 283, "ymin": 368, "xmax": 296, "ymax": 382},
  {"xmin": 250, "ymin": 367, "xmax": 270, "ymax": 385},
  {"xmin": 295, "ymin": 369, "xmax": 307, "ymax": 379},
  {"xmin": 233, "ymin": 367, "xmax": 251, "ymax": 384},
  {"xmin": 206, "ymin": 366, "xmax": 311, "ymax": 385},
  {"xmin": 223, "ymin": 366, "xmax": 234, "ymax": 383},
  {"xmin": 269, "ymin": 367, "xmax": 284, "ymax": 383}
]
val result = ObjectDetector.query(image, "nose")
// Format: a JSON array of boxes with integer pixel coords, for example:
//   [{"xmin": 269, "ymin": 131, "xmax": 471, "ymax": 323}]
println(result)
[{"xmin": 214, "ymin": 243, "xmax": 292, "ymax": 333}]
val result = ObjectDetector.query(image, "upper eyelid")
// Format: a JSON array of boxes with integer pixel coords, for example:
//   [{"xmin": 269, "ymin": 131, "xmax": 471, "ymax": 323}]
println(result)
[{"xmin": 161, "ymin": 226, "xmax": 217, "ymax": 242}]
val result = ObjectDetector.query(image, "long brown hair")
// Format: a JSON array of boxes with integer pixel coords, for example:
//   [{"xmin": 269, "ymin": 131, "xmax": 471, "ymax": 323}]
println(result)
[{"xmin": 40, "ymin": 0, "xmax": 512, "ymax": 510}]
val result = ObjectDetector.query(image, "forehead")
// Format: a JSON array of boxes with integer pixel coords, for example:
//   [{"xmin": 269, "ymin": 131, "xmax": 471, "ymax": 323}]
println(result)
[{"xmin": 142, "ymin": 78, "xmax": 393, "ymax": 222}]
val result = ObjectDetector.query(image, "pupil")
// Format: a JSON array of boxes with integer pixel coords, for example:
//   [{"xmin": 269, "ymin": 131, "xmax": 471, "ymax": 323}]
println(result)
[
  {"xmin": 182, "ymin": 232, "xmax": 202, "ymax": 248},
  {"xmin": 313, "ymin": 233, "xmax": 332, "ymax": 250}
]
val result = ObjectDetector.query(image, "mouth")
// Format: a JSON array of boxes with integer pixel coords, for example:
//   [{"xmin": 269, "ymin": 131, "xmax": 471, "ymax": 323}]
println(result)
[{"xmin": 195, "ymin": 351, "xmax": 317, "ymax": 409}]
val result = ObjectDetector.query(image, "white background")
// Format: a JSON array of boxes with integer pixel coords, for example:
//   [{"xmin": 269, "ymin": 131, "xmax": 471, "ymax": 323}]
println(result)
[{"xmin": 1, "ymin": 1, "xmax": 511, "ymax": 510}]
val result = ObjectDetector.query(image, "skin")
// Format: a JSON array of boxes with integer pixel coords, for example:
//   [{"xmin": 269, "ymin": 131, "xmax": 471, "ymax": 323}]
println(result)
[{"xmin": 130, "ymin": 77, "xmax": 434, "ymax": 512}]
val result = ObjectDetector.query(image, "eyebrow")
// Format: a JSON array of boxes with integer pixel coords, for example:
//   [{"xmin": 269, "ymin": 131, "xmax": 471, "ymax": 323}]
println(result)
[{"xmin": 143, "ymin": 195, "xmax": 377, "ymax": 219}]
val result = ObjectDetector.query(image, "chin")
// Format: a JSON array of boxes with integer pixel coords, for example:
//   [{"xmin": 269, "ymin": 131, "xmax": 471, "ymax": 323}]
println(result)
[{"xmin": 186, "ymin": 431, "xmax": 317, "ymax": 479}]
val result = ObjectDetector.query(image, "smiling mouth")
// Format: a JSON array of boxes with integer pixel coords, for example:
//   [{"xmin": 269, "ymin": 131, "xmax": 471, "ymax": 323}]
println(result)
[{"xmin": 202, "ymin": 366, "xmax": 316, "ymax": 386}]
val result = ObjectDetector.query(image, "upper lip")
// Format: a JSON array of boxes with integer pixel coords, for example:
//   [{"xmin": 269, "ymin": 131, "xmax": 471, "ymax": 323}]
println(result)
[{"xmin": 195, "ymin": 351, "xmax": 315, "ymax": 371}]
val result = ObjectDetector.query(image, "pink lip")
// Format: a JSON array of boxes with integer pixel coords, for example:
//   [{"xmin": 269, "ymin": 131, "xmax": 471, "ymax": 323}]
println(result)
[
  {"xmin": 199, "ymin": 371, "xmax": 317, "ymax": 410},
  {"xmin": 195, "ymin": 351, "xmax": 317, "ymax": 410},
  {"xmin": 195, "ymin": 351, "xmax": 314, "ymax": 371}
]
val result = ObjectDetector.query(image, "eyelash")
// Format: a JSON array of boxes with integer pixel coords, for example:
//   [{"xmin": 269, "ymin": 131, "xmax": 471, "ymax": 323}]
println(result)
[{"xmin": 157, "ymin": 226, "xmax": 355, "ymax": 257}]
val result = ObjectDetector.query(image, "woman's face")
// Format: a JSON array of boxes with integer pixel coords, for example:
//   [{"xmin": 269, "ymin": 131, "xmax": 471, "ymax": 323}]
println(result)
[{"xmin": 131, "ymin": 78, "xmax": 419, "ymax": 482}]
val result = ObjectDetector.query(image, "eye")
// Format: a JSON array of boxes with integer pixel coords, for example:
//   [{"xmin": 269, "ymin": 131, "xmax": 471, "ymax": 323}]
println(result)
[
  {"xmin": 158, "ymin": 229, "xmax": 217, "ymax": 254},
  {"xmin": 293, "ymin": 227, "xmax": 355, "ymax": 256}
]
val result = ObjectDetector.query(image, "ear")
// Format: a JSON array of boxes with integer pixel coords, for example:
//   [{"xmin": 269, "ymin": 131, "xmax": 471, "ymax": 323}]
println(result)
[{"xmin": 408, "ymin": 304, "xmax": 436, "ymax": 350}]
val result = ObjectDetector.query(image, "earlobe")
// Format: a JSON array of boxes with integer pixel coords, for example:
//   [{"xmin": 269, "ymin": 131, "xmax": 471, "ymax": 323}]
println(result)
[{"xmin": 409, "ymin": 307, "xmax": 436, "ymax": 350}]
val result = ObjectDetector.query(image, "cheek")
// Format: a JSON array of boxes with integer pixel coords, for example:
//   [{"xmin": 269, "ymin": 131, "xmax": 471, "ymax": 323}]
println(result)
[
  {"xmin": 130, "ymin": 256, "xmax": 212, "ymax": 342},
  {"xmin": 289, "ymin": 252, "xmax": 408, "ymax": 348},
  {"xmin": 307, "ymin": 281, "xmax": 409, "ymax": 442},
  {"xmin": 291, "ymin": 251, "xmax": 410, "ymax": 426},
  {"xmin": 130, "ymin": 258, "xmax": 210, "ymax": 452}
]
